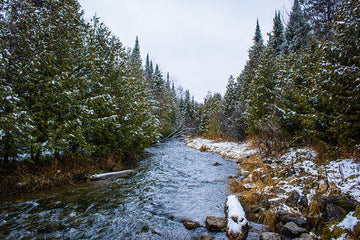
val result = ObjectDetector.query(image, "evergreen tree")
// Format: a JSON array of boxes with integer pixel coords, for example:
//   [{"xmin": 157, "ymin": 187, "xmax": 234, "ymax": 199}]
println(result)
[
  {"xmin": 314, "ymin": 0, "xmax": 360, "ymax": 146},
  {"xmin": 223, "ymin": 75, "xmax": 237, "ymax": 111},
  {"xmin": 0, "ymin": 0, "xmax": 88, "ymax": 161},
  {"xmin": 236, "ymin": 19, "xmax": 264, "ymax": 105},
  {"xmin": 199, "ymin": 92, "xmax": 223, "ymax": 138},
  {"xmin": 183, "ymin": 89, "xmax": 196, "ymax": 129},
  {"xmin": 300, "ymin": 0, "xmax": 341, "ymax": 40},
  {"xmin": 286, "ymin": 0, "xmax": 310, "ymax": 52},
  {"xmin": 0, "ymin": 0, "xmax": 34, "ymax": 162},
  {"xmin": 268, "ymin": 11, "xmax": 286, "ymax": 55},
  {"xmin": 223, "ymin": 75, "xmax": 246, "ymax": 140},
  {"xmin": 144, "ymin": 54, "xmax": 154, "ymax": 89},
  {"xmin": 274, "ymin": 41, "xmax": 322, "ymax": 142},
  {"xmin": 247, "ymin": 12, "xmax": 284, "ymax": 134}
]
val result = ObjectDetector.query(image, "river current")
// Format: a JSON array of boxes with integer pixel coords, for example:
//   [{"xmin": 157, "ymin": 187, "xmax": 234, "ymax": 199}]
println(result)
[{"xmin": 0, "ymin": 138, "xmax": 263, "ymax": 239}]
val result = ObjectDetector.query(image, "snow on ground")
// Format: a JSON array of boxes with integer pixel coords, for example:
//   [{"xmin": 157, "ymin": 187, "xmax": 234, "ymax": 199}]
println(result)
[
  {"xmin": 186, "ymin": 137, "xmax": 257, "ymax": 160},
  {"xmin": 337, "ymin": 212, "xmax": 360, "ymax": 232},
  {"xmin": 187, "ymin": 137, "xmax": 360, "ymax": 238},
  {"xmin": 327, "ymin": 159, "xmax": 360, "ymax": 200},
  {"xmin": 186, "ymin": 137, "xmax": 360, "ymax": 202}
]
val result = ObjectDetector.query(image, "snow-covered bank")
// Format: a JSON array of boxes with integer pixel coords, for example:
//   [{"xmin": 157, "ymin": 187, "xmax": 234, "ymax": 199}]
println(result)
[
  {"xmin": 186, "ymin": 137, "xmax": 360, "ymax": 202},
  {"xmin": 186, "ymin": 137, "xmax": 257, "ymax": 160},
  {"xmin": 187, "ymin": 137, "xmax": 360, "ymax": 238}
]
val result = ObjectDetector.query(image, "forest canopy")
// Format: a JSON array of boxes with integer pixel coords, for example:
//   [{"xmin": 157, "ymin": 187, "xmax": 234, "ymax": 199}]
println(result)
[
  {"xmin": 201, "ymin": 0, "xmax": 360, "ymax": 152},
  {"xmin": 0, "ymin": 0, "xmax": 198, "ymax": 165}
]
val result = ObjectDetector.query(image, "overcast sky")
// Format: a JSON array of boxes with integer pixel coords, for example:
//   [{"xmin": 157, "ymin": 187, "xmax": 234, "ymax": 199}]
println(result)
[{"xmin": 78, "ymin": 0, "xmax": 292, "ymax": 102}]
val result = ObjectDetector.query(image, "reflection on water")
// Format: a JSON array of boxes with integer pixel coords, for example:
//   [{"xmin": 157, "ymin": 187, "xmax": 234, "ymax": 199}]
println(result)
[{"xmin": 0, "ymin": 138, "xmax": 264, "ymax": 239}]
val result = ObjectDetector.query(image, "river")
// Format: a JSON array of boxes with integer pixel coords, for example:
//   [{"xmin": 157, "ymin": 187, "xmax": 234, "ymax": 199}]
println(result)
[{"xmin": 0, "ymin": 138, "xmax": 263, "ymax": 239}]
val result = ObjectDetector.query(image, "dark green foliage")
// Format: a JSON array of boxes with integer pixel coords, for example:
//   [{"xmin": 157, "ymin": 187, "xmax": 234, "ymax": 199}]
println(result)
[
  {"xmin": 300, "ymin": 0, "xmax": 341, "ymax": 40},
  {"xmin": 223, "ymin": 75, "xmax": 246, "ymax": 140},
  {"xmin": 236, "ymin": 20, "xmax": 264, "ymax": 106},
  {"xmin": 144, "ymin": 55, "xmax": 184, "ymax": 138},
  {"xmin": 0, "ymin": 0, "xmax": 182, "ymax": 164},
  {"xmin": 268, "ymin": 11, "xmax": 286, "ymax": 55},
  {"xmin": 313, "ymin": 0, "xmax": 360, "ymax": 146},
  {"xmin": 286, "ymin": 0, "xmax": 310, "ymax": 52},
  {"xmin": 199, "ymin": 92, "xmax": 223, "ymax": 138},
  {"xmin": 220, "ymin": 0, "xmax": 359, "ymax": 150},
  {"xmin": 246, "ymin": 11, "xmax": 285, "ymax": 134}
]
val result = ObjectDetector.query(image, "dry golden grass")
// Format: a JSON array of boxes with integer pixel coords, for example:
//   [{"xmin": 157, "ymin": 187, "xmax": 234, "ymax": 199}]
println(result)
[
  {"xmin": 231, "ymin": 135, "xmax": 360, "ymax": 238},
  {"xmin": 260, "ymin": 208, "xmax": 280, "ymax": 232},
  {"xmin": 230, "ymin": 154, "xmax": 280, "ymax": 208},
  {"xmin": 0, "ymin": 154, "xmax": 123, "ymax": 195},
  {"xmin": 240, "ymin": 155, "xmax": 266, "ymax": 172},
  {"xmin": 199, "ymin": 145, "xmax": 207, "ymax": 152}
]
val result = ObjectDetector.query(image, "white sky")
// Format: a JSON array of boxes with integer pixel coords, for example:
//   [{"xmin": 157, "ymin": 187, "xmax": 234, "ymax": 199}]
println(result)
[{"xmin": 78, "ymin": 0, "xmax": 292, "ymax": 102}]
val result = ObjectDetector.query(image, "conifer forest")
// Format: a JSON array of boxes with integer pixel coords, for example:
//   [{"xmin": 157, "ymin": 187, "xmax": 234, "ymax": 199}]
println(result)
[{"xmin": 0, "ymin": 0, "xmax": 359, "ymax": 191}]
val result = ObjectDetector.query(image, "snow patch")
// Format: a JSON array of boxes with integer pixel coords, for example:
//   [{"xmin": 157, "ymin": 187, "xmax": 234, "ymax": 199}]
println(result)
[
  {"xmin": 186, "ymin": 137, "xmax": 257, "ymax": 159},
  {"xmin": 226, "ymin": 195, "xmax": 248, "ymax": 234},
  {"xmin": 327, "ymin": 159, "xmax": 360, "ymax": 200},
  {"xmin": 337, "ymin": 212, "xmax": 359, "ymax": 232}
]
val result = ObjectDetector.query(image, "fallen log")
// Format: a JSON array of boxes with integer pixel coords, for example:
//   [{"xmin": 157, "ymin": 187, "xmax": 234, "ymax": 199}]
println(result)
[
  {"xmin": 225, "ymin": 195, "xmax": 249, "ymax": 240},
  {"xmin": 89, "ymin": 170, "xmax": 134, "ymax": 181}
]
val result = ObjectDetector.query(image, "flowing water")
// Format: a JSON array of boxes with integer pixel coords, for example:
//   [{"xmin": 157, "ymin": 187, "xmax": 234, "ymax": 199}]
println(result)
[{"xmin": 0, "ymin": 138, "xmax": 264, "ymax": 239}]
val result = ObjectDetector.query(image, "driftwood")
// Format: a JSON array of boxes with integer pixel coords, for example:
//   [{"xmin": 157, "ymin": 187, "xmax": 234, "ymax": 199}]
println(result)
[{"xmin": 89, "ymin": 170, "xmax": 134, "ymax": 181}]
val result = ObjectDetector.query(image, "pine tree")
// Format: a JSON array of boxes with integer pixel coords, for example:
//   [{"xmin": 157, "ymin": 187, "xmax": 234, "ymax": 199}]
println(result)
[
  {"xmin": 223, "ymin": 75, "xmax": 246, "ymax": 140},
  {"xmin": 236, "ymin": 19, "xmax": 264, "ymax": 106},
  {"xmin": 144, "ymin": 54, "xmax": 154, "ymax": 89},
  {"xmin": 199, "ymin": 92, "xmax": 223, "ymax": 138},
  {"xmin": 274, "ymin": 41, "xmax": 322, "ymax": 141},
  {"xmin": 300, "ymin": 0, "xmax": 341, "ymax": 40},
  {"xmin": 314, "ymin": 0, "xmax": 360, "ymax": 146},
  {"xmin": 0, "ymin": 0, "xmax": 88, "ymax": 161},
  {"xmin": 286, "ymin": 0, "xmax": 310, "ymax": 52},
  {"xmin": 183, "ymin": 89, "xmax": 195, "ymax": 129},
  {"xmin": 268, "ymin": 11, "xmax": 286, "ymax": 55},
  {"xmin": 246, "ymin": 12, "xmax": 284, "ymax": 134}
]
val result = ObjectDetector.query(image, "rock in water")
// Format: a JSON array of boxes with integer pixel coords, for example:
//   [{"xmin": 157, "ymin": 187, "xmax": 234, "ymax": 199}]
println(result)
[
  {"xmin": 194, "ymin": 235, "xmax": 215, "ymax": 240},
  {"xmin": 225, "ymin": 195, "xmax": 249, "ymax": 240},
  {"xmin": 205, "ymin": 216, "xmax": 227, "ymax": 232},
  {"xmin": 183, "ymin": 220, "xmax": 200, "ymax": 229},
  {"xmin": 260, "ymin": 232, "xmax": 282, "ymax": 240}
]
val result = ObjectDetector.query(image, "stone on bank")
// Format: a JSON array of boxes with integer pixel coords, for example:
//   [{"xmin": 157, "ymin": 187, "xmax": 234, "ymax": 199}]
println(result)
[{"xmin": 225, "ymin": 195, "xmax": 249, "ymax": 240}]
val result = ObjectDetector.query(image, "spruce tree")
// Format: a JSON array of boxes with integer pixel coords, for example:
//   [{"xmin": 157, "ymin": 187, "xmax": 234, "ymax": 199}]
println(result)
[
  {"xmin": 300, "ymin": 0, "xmax": 341, "ymax": 40},
  {"xmin": 268, "ymin": 11, "xmax": 286, "ymax": 55},
  {"xmin": 315, "ymin": 0, "xmax": 360, "ymax": 146},
  {"xmin": 286, "ymin": 0, "xmax": 310, "ymax": 52},
  {"xmin": 236, "ymin": 19, "xmax": 264, "ymax": 106},
  {"xmin": 223, "ymin": 75, "xmax": 246, "ymax": 140},
  {"xmin": 199, "ymin": 92, "xmax": 223, "ymax": 138},
  {"xmin": 247, "ymin": 12, "xmax": 284, "ymax": 134},
  {"xmin": 144, "ymin": 54, "xmax": 154, "ymax": 89}
]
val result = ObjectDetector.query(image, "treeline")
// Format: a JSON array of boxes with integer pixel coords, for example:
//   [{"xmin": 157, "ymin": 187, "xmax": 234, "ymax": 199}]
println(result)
[
  {"xmin": 0, "ymin": 0, "xmax": 197, "ymax": 165},
  {"xmin": 198, "ymin": 0, "xmax": 360, "ymax": 152}
]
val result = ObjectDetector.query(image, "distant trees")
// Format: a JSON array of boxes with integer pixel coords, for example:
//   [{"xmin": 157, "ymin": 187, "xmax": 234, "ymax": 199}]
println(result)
[{"xmin": 199, "ymin": 92, "xmax": 223, "ymax": 138}]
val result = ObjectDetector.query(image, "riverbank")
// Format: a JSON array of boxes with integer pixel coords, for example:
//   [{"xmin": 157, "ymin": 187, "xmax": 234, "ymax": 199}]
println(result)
[
  {"xmin": 0, "ymin": 154, "xmax": 129, "ymax": 196},
  {"xmin": 186, "ymin": 137, "xmax": 360, "ymax": 239}
]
